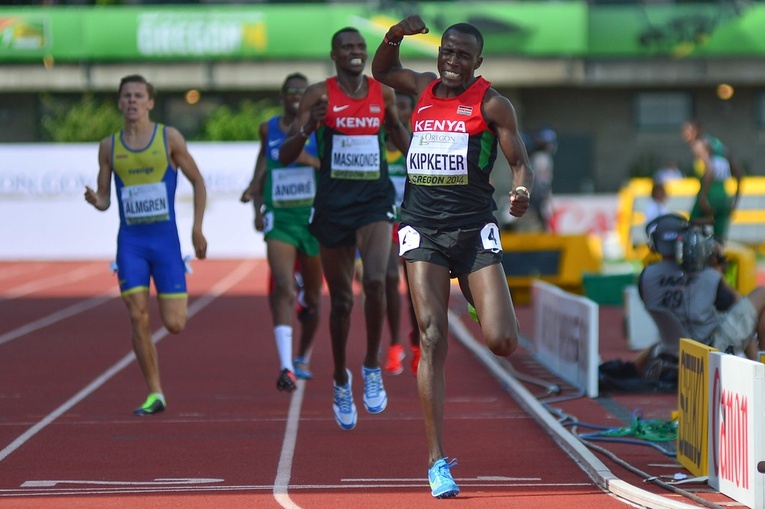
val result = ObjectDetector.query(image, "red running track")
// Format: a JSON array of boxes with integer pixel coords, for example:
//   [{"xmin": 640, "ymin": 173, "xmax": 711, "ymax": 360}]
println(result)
[{"xmin": 0, "ymin": 260, "xmax": 632, "ymax": 508}]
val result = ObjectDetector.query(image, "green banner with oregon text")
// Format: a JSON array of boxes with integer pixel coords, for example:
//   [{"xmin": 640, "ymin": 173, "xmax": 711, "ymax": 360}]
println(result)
[{"xmin": 2, "ymin": 3, "xmax": 764, "ymax": 63}]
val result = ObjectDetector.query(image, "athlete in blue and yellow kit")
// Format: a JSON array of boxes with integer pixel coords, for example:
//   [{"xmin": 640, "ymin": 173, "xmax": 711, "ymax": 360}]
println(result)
[
  {"xmin": 373, "ymin": 17, "xmax": 534, "ymax": 498},
  {"xmin": 279, "ymin": 27, "xmax": 410, "ymax": 431},
  {"xmin": 85, "ymin": 74, "xmax": 207, "ymax": 416},
  {"xmin": 241, "ymin": 72, "xmax": 323, "ymax": 393}
]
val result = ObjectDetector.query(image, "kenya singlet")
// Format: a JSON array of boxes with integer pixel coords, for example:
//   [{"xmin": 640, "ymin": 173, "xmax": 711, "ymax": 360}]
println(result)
[
  {"xmin": 112, "ymin": 123, "xmax": 178, "ymax": 237},
  {"xmin": 313, "ymin": 76, "xmax": 394, "ymax": 223},
  {"xmin": 403, "ymin": 77, "xmax": 498, "ymax": 229}
]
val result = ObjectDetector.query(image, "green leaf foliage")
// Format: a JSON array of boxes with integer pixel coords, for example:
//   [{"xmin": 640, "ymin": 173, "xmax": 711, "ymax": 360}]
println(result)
[
  {"xmin": 41, "ymin": 94, "xmax": 123, "ymax": 142},
  {"xmin": 200, "ymin": 99, "xmax": 281, "ymax": 141}
]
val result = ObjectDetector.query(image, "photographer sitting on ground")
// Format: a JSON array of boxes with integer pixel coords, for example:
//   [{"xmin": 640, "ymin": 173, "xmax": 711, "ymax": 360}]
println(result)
[{"xmin": 637, "ymin": 213, "xmax": 765, "ymax": 376}]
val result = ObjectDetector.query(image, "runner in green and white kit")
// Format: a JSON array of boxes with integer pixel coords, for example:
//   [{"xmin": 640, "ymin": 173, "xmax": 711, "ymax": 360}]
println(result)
[{"xmin": 242, "ymin": 73, "xmax": 323, "ymax": 393}]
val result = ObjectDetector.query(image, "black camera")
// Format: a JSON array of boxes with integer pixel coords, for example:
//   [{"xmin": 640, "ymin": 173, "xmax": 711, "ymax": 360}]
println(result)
[{"xmin": 676, "ymin": 224, "xmax": 716, "ymax": 273}]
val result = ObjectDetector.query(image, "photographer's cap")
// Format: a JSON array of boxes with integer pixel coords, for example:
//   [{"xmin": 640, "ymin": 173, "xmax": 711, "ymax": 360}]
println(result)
[{"xmin": 646, "ymin": 213, "xmax": 688, "ymax": 256}]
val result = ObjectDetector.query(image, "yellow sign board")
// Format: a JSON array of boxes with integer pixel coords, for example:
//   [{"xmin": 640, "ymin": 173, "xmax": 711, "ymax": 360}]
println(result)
[
  {"xmin": 499, "ymin": 232, "xmax": 601, "ymax": 305},
  {"xmin": 677, "ymin": 338, "xmax": 717, "ymax": 476}
]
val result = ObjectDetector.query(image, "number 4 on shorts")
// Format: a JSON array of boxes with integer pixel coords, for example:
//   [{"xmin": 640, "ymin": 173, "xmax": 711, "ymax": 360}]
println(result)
[{"xmin": 480, "ymin": 223, "xmax": 501, "ymax": 253}]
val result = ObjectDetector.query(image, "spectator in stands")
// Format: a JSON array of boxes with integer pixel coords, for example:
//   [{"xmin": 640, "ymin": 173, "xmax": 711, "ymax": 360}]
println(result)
[
  {"xmin": 513, "ymin": 126, "xmax": 555, "ymax": 232},
  {"xmin": 643, "ymin": 180, "xmax": 670, "ymax": 225},
  {"xmin": 652, "ymin": 158, "xmax": 683, "ymax": 184}
]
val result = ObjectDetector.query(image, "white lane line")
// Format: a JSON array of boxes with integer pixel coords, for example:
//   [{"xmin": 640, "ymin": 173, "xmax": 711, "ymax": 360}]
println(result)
[
  {"xmin": 22, "ymin": 478, "xmax": 224, "ymax": 487},
  {"xmin": 273, "ymin": 379, "xmax": 306, "ymax": 509},
  {"xmin": 2, "ymin": 481, "xmax": 594, "ymax": 498},
  {"xmin": 0, "ymin": 260, "xmax": 256, "ymax": 464},
  {"xmin": 273, "ymin": 348, "xmax": 314, "ymax": 508},
  {"xmin": 0, "ymin": 289, "xmax": 118, "ymax": 347},
  {"xmin": 0, "ymin": 263, "xmax": 107, "ymax": 302},
  {"xmin": 342, "ymin": 476, "xmax": 542, "ymax": 482},
  {"xmin": 447, "ymin": 309, "xmax": 700, "ymax": 509},
  {"xmin": 0, "ymin": 263, "xmax": 50, "ymax": 282}
]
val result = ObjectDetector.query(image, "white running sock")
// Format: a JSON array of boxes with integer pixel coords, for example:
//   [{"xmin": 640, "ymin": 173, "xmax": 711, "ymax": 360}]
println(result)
[{"xmin": 274, "ymin": 325, "xmax": 294, "ymax": 372}]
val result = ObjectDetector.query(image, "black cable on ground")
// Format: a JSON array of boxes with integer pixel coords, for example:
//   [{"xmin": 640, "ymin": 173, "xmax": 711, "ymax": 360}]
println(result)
[
  {"xmin": 575, "ymin": 435, "xmax": 726, "ymax": 509},
  {"xmin": 495, "ymin": 356, "xmax": 562, "ymax": 399},
  {"xmin": 578, "ymin": 434, "xmax": 677, "ymax": 457},
  {"xmin": 454, "ymin": 305, "xmax": 723, "ymax": 509},
  {"xmin": 505, "ymin": 351, "xmax": 718, "ymax": 509}
]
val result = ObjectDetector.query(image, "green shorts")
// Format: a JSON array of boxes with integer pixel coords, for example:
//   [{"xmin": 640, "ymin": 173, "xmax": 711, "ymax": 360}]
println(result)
[
  {"xmin": 263, "ymin": 211, "xmax": 319, "ymax": 257},
  {"xmin": 690, "ymin": 181, "xmax": 732, "ymax": 241}
]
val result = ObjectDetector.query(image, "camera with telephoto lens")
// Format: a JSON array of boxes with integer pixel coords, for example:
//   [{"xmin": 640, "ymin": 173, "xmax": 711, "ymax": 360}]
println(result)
[{"xmin": 675, "ymin": 224, "xmax": 716, "ymax": 272}]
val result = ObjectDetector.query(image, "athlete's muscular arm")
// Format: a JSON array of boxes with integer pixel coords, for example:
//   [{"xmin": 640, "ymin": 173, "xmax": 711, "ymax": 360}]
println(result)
[
  {"xmin": 372, "ymin": 16, "xmax": 436, "ymax": 97},
  {"xmin": 241, "ymin": 121, "xmax": 269, "ymax": 232},
  {"xmin": 279, "ymin": 83, "xmax": 327, "ymax": 167},
  {"xmin": 167, "ymin": 126, "xmax": 208, "ymax": 260},
  {"xmin": 382, "ymin": 84, "xmax": 411, "ymax": 155},
  {"xmin": 84, "ymin": 137, "xmax": 113, "ymax": 211},
  {"xmin": 483, "ymin": 89, "xmax": 534, "ymax": 218}
]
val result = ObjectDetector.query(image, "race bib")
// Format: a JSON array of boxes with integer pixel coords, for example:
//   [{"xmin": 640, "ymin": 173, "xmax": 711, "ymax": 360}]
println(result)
[
  {"xmin": 407, "ymin": 131, "xmax": 469, "ymax": 186},
  {"xmin": 480, "ymin": 223, "xmax": 502, "ymax": 253},
  {"xmin": 330, "ymin": 134, "xmax": 381, "ymax": 180},
  {"xmin": 121, "ymin": 182, "xmax": 169, "ymax": 225},
  {"xmin": 398, "ymin": 225, "xmax": 420, "ymax": 255},
  {"xmin": 271, "ymin": 166, "xmax": 315, "ymax": 208},
  {"xmin": 710, "ymin": 155, "xmax": 731, "ymax": 180}
]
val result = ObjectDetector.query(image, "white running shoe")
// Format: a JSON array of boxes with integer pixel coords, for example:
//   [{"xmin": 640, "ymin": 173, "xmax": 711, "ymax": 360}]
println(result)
[
  {"xmin": 333, "ymin": 369, "xmax": 358, "ymax": 430},
  {"xmin": 361, "ymin": 365, "xmax": 387, "ymax": 414}
]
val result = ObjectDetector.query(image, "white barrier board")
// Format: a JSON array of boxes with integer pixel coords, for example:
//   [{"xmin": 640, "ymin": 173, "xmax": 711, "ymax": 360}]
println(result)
[
  {"xmin": 0, "ymin": 143, "xmax": 623, "ymax": 260},
  {"xmin": 0, "ymin": 142, "xmax": 265, "ymax": 260},
  {"xmin": 531, "ymin": 280, "xmax": 600, "ymax": 397},
  {"xmin": 708, "ymin": 351, "xmax": 765, "ymax": 509},
  {"xmin": 623, "ymin": 285, "xmax": 659, "ymax": 350}
]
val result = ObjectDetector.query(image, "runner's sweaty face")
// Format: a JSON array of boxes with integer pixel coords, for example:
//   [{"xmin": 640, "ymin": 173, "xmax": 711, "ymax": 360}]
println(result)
[
  {"xmin": 437, "ymin": 31, "xmax": 482, "ymax": 94},
  {"xmin": 118, "ymin": 82, "xmax": 154, "ymax": 122},
  {"xmin": 332, "ymin": 31, "xmax": 367, "ymax": 75},
  {"xmin": 281, "ymin": 78, "xmax": 308, "ymax": 116}
]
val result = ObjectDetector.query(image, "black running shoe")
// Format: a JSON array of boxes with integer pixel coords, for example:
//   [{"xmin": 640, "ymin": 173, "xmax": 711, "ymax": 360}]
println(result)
[
  {"xmin": 277, "ymin": 369, "xmax": 297, "ymax": 392},
  {"xmin": 133, "ymin": 393, "xmax": 166, "ymax": 416}
]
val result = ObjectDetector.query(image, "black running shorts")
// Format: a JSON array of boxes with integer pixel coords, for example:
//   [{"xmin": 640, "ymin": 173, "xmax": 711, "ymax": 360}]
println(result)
[{"xmin": 397, "ymin": 222, "xmax": 503, "ymax": 278}]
